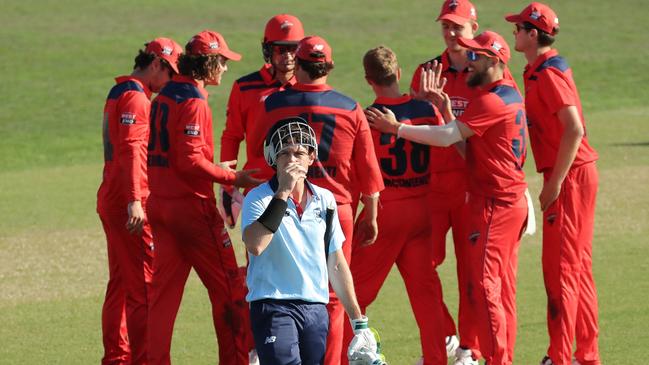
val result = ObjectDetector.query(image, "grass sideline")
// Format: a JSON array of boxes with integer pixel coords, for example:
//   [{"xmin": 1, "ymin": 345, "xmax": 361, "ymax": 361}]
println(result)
[{"xmin": 1, "ymin": 0, "xmax": 649, "ymax": 364}]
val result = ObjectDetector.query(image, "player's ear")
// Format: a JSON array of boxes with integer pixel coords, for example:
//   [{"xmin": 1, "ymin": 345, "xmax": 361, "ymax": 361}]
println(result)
[
  {"xmin": 364, "ymin": 75, "xmax": 374, "ymax": 87},
  {"xmin": 396, "ymin": 67, "xmax": 402, "ymax": 82},
  {"xmin": 472, "ymin": 21, "xmax": 479, "ymax": 33}
]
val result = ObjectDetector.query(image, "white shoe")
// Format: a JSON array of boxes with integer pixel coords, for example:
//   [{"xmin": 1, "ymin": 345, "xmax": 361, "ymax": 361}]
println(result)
[
  {"xmin": 249, "ymin": 349, "xmax": 259, "ymax": 365},
  {"xmin": 446, "ymin": 335, "xmax": 460, "ymax": 358},
  {"xmin": 453, "ymin": 348, "xmax": 478, "ymax": 365}
]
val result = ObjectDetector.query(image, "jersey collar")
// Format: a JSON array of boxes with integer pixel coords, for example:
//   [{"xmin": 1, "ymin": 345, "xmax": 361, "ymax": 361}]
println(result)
[
  {"xmin": 260, "ymin": 64, "xmax": 298, "ymax": 88},
  {"xmin": 441, "ymin": 49, "xmax": 469, "ymax": 73},
  {"xmin": 115, "ymin": 75, "xmax": 152, "ymax": 98},
  {"xmin": 373, "ymin": 94, "xmax": 411, "ymax": 105},
  {"xmin": 293, "ymin": 83, "xmax": 332, "ymax": 92},
  {"xmin": 524, "ymin": 49, "xmax": 559, "ymax": 79},
  {"xmin": 171, "ymin": 75, "xmax": 209, "ymax": 98},
  {"xmin": 481, "ymin": 78, "xmax": 516, "ymax": 92}
]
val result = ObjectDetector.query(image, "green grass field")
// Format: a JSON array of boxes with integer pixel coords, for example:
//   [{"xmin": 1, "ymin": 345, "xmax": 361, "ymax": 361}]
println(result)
[{"xmin": 1, "ymin": 0, "xmax": 648, "ymax": 363}]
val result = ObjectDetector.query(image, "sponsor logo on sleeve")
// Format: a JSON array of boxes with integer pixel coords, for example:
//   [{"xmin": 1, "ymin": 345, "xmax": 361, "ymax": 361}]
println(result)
[
  {"xmin": 184, "ymin": 123, "xmax": 200, "ymax": 136},
  {"xmin": 120, "ymin": 112, "xmax": 137, "ymax": 125}
]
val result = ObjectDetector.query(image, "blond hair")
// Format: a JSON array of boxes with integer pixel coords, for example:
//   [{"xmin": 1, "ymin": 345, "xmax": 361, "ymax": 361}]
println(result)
[{"xmin": 363, "ymin": 45, "xmax": 399, "ymax": 86}]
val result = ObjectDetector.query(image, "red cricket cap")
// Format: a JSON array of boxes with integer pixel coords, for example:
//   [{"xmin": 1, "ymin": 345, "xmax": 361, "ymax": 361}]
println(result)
[
  {"xmin": 437, "ymin": 0, "xmax": 477, "ymax": 24},
  {"xmin": 296, "ymin": 36, "xmax": 333, "ymax": 63},
  {"xmin": 505, "ymin": 2, "xmax": 559, "ymax": 35},
  {"xmin": 264, "ymin": 14, "xmax": 305, "ymax": 45},
  {"xmin": 145, "ymin": 37, "xmax": 183, "ymax": 74},
  {"xmin": 458, "ymin": 30, "xmax": 511, "ymax": 64},
  {"xmin": 186, "ymin": 30, "xmax": 242, "ymax": 61}
]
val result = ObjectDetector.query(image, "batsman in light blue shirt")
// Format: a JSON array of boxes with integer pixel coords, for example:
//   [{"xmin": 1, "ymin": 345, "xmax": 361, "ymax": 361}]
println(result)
[{"xmin": 241, "ymin": 117, "xmax": 383, "ymax": 365}]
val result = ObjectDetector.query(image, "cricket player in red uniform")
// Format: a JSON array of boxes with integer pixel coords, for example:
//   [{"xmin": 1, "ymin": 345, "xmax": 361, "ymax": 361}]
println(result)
[
  {"xmin": 146, "ymin": 30, "xmax": 262, "ymax": 365},
  {"xmin": 506, "ymin": 4, "xmax": 601, "ymax": 365},
  {"xmin": 367, "ymin": 31, "xmax": 529, "ymax": 365},
  {"xmin": 97, "ymin": 37, "xmax": 182, "ymax": 365},
  {"xmin": 255, "ymin": 35, "xmax": 384, "ymax": 365},
  {"xmin": 345, "ymin": 45, "xmax": 448, "ymax": 365},
  {"xmin": 219, "ymin": 14, "xmax": 305, "ymax": 225}
]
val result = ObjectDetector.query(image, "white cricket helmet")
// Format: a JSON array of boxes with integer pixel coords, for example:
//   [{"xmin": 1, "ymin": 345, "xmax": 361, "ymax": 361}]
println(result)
[{"xmin": 263, "ymin": 116, "xmax": 318, "ymax": 167}]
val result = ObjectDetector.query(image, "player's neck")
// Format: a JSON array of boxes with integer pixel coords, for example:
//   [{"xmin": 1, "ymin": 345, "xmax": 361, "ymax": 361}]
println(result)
[
  {"xmin": 525, "ymin": 46, "xmax": 553, "ymax": 65},
  {"xmin": 296, "ymin": 69, "xmax": 327, "ymax": 85},
  {"xmin": 447, "ymin": 49, "xmax": 469, "ymax": 71},
  {"xmin": 290, "ymin": 181, "xmax": 308, "ymax": 208},
  {"xmin": 271, "ymin": 66, "xmax": 294, "ymax": 84},
  {"xmin": 373, "ymin": 83, "xmax": 401, "ymax": 99},
  {"xmin": 131, "ymin": 69, "xmax": 150, "ymax": 89}
]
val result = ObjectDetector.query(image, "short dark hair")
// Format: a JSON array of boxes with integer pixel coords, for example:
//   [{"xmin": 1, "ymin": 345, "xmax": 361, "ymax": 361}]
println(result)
[
  {"xmin": 297, "ymin": 58, "xmax": 334, "ymax": 79},
  {"xmin": 133, "ymin": 49, "xmax": 174, "ymax": 77},
  {"xmin": 178, "ymin": 53, "xmax": 222, "ymax": 80},
  {"xmin": 133, "ymin": 49, "xmax": 155, "ymax": 70},
  {"xmin": 523, "ymin": 21, "xmax": 558, "ymax": 47}
]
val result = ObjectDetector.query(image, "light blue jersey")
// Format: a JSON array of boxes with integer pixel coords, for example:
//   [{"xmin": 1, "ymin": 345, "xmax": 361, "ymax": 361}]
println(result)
[{"xmin": 241, "ymin": 178, "xmax": 345, "ymax": 304}]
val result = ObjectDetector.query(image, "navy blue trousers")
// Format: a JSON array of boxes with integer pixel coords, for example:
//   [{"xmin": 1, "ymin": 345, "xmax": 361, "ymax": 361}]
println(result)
[{"xmin": 250, "ymin": 299, "xmax": 329, "ymax": 365}]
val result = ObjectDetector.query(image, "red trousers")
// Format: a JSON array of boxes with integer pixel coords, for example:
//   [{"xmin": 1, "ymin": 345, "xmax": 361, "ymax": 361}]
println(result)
[
  {"xmin": 429, "ymin": 170, "xmax": 481, "ymax": 358},
  {"xmin": 99, "ymin": 210, "xmax": 154, "ymax": 365},
  {"xmin": 343, "ymin": 195, "xmax": 447, "ymax": 365},
  {"xmin": 543, "ymin": 162, "xmax": 600, "ymax": 365},
  {"xmin": 146, "ymin": 196, "xmax": 253, "ymax": 365},
  {"xmin": 324, "ymin": 203, "xmax": 354, "ymax": 365},
  {"xmin": 466, "ymin": 194, "xmax": 527, "ymax": 365}
]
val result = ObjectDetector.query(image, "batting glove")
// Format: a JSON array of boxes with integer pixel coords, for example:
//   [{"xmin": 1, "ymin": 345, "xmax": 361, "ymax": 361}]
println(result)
[
  {"xmin": 217, "ymin": 185, "xmax": 244, "ymax": 228},
  {"xmin": 348, "ymin": 316, "xmax": 381, "ymax": 363}
]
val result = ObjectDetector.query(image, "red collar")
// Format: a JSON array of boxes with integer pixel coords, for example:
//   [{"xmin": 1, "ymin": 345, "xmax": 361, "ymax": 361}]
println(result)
[
  {"xmin": 292, "ymin": 83, "xmax": 332, "ymax": 92},
  {"xmin": 115, "ymin": 76, "xmax": 152, "ymax": 98},
  {"xmin": 524, "ymin": 49, "xmax": 559, "ymax": 78},
  {"xmin": 373, "ymin": 94, "xmax": 411, "ymax": 105}
]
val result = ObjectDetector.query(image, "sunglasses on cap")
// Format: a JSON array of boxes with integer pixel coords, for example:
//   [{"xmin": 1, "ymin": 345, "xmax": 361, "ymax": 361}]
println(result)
[
  {"xmin": 466, "ymin": 50, "xmax": 498, "ymax": 62},
  {"xmin": 273, "ymin": 44, "xmax": 298, "ymax": 54}
]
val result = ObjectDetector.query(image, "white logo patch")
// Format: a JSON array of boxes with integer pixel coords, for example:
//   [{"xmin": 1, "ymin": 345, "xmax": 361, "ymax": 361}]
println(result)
[
  {"xmin": 184, "ymin": 123, "xmax": 200, "ymax": 136},
  {"xmin": 491, "ymin": 41, "xmax": 503, "ymax": 52},
  {"xmin": 280, "ymin": 20, "xmax": 293, "ymax": 29},
  {"xmin": 161, "ymin": 46, "xmax": 173, "ymax": 56},
  {"xmin": 209, "ymin": 41, "xmax": 219, "ymax": 49},
  {"xmin": 554, "ymin": 17, "xmax": 559, "ymax": 24},
  {"xmin": 530, "ymin": 10, "xmax": 541, "ymax": 20},
  {"xmin": 313, "ymin": 44, "xmax": 324, "ymax": 51},
  {"xmin": 264, "ymin": 336, "xmax": 277, "ymax": 344},
  {"xmin": 120, "ymin": 112, "xmax": 136, "ymax": 125}
]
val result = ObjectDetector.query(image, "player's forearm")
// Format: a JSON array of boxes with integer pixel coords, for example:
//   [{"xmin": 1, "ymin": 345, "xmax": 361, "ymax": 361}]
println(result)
[
  {"xmin": 359, "ymin": 194, "xmax": 379, "ymax": 222},
  {"xmin": 328, "ymin": 250, "xmax": 363, "ymax": 320},
  {"xmin": 548, "ymin": 106, "xmax": 584, "ymax": 187},
  {"xmin": 119, "ymin": 140, "xmax": 146, "ymax": 201},
  {"xmin": 397, "ymin": 121, "xmax": 463, "ymax": 147},
  {"xmin": 242, "ymin": 222, "xmax": 274, "ymax": 256},
  {"xmin": 220, "ymin": 132, "xmax": 244, "ymax": 165},
  {"xmin": 176, "ymin": 153, "xmax": 237, "ymax": 185}
]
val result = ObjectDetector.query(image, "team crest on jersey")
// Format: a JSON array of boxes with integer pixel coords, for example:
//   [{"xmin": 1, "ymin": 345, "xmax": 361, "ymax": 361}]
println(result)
[
  {"xmin": 184, "ymin": 123, "xmax": 200, "ymax": 136},
  {"xmin": 120, "ymin": 112, "xmax": 136, "ymax": 125}
]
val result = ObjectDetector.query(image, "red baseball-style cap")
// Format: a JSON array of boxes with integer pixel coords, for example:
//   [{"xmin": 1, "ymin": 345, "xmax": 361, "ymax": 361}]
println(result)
[
  {"xmin": 437, "ymin": 0, "xmax": 477, "ymax": 24},
  {"xmin": 264, "ymin": 14, "xmax": 305, "ymax": 44},
  {"xmin": 145, "ymin": 37, "xmax": 183, "ymax": 74},
  {"xmin": 185, "ymin": 30, "xmax": 242, "ymax": 61},
  {"xmin": 458, "ymin": 30, "xmax": 511, "ymax": 64},
  {"xmin": 296, "ymin": 36, "xmax": 333, "ymax": 63},
  {"xmin": 505, "ymin": 2, "xmax": 559, "ymax": 35}
]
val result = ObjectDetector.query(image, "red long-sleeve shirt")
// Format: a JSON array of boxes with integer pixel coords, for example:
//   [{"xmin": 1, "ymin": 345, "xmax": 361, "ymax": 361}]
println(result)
[
  {"xmin": 148, "ymin": 76, "xmax": 236, "ymax": 199},
  {"xmin": 97, "ymin": 76, "xmax": 151, "ymax": 214},
  {"xmin": 254, "ymin": 83, "xmax": 384, "ymax": 204}
]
